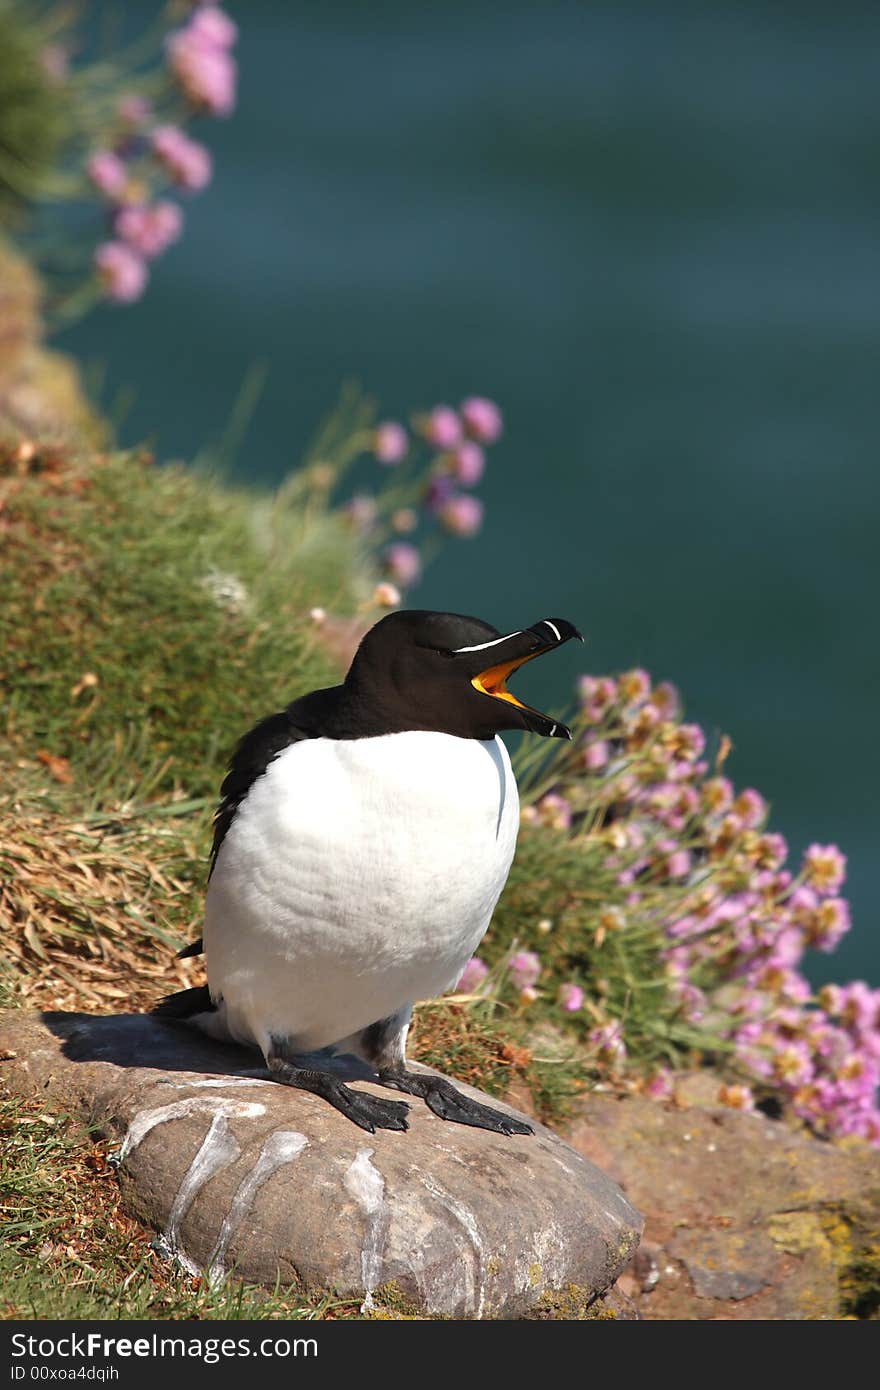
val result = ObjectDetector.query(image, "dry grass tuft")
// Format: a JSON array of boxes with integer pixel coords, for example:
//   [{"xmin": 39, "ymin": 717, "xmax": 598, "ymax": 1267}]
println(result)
[{"xmin": 0, "ymin": 792, "xmax": 207, "ymax": 1015}]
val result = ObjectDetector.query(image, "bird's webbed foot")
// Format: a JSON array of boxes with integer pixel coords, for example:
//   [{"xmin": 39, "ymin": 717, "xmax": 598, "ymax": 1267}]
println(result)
[
  {"xmin": 268, "ymin": 1055, "xmax": 409, "ymax": 1133},
  {"xmin": 378, "ymin": 1067, "xmax": 533, "ymax": 1136}
]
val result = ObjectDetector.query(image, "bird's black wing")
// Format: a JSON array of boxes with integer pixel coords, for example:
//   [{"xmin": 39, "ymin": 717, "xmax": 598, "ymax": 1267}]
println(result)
[{"xmin": 208, "ymin": 708, "xmax": 311, "ymax": 880}]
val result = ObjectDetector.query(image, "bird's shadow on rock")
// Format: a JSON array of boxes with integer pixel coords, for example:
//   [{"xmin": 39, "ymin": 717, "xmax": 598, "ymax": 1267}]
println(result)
[{"xmin": 40, "ymin": 1010, "xmax": 377, "ymax": 1083}]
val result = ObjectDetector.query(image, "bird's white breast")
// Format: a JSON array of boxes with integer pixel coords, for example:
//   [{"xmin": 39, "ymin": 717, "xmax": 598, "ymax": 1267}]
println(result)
[{"xmin": 204, "ymin": 732, "xmax": 519, "ymax": 1052}]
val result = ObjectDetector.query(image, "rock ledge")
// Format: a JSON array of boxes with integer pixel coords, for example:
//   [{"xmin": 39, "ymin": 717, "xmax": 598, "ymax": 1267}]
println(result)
[{"xmin": 0, "ymin": 1009, "xmax": 642, "ymax": 1318}]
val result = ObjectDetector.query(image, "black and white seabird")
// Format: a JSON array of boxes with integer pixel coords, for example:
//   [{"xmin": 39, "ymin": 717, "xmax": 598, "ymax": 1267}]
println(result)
[{"xmin": 157, "ymin": 610, "xmax": 582, "ymax": 1135}]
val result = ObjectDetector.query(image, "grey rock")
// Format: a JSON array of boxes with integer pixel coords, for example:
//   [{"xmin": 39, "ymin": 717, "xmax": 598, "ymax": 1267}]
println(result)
[{"xmin": 0, "ymin": 1010, "xmax": 642, "ymax": 1318}]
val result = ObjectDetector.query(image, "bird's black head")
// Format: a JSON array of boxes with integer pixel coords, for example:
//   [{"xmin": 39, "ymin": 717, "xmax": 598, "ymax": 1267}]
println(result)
[{"xmin": 344, "ymin": 609, "xmax": 582, "ymax": 740}]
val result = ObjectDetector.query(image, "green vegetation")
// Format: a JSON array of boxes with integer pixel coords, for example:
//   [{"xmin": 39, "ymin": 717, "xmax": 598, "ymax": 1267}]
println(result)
[
  {"xmin": 488, "ymin": 823, "xmax": 710, "ymax": 1070},
  {"xmin": 1, "ymin": 439, "xmax": 363, "ymax": 802},
  {"xmin": 0, "ymin": 3, "xmax": 67, "ymax": 215},
  {"xmin": 0, "ymin": 1091, "xmax": 360, "ymax": 1319}
]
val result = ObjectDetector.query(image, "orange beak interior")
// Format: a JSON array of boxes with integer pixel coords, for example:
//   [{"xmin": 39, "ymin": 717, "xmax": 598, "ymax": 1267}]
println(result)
[{"xmin": 471, "ymin": 652, "xmax": 539, "ymax": 710}]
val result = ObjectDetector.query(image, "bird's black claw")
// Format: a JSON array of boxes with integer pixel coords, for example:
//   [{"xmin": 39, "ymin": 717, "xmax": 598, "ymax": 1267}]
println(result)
[
  {"xmin": 424, "ymin": 1087, "xmax": 532, "ymax": 1135},
  {"xmin": 345, "ymin": 1091, "xmax": 410, "ymax": 1133},
  {"xmin": 378, "ymin": 1069, "xmax": 533, "ymax": 1136},
  {"xmin": 267, "ymin": 1057, "xmax": 410, "ymax": 1132}
]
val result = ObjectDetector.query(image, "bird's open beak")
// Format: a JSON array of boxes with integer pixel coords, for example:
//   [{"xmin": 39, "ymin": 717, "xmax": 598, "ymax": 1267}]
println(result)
[{"xmin": 469, "ymin": 618, "xmax": 583, "ymax": 739}]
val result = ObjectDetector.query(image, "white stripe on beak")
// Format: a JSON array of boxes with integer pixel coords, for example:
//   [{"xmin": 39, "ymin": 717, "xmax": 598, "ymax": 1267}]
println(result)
[
  {"xmin": 453, "ymin": 630, "xmax": 523, "ymax": 654},
  {"xmin": 542, "ymin": 620, "xmax": 562, "ymax": 642}
]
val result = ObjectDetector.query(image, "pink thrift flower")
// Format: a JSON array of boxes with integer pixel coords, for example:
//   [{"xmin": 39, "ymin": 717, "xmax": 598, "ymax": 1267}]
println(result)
[
  {"xmin": 167, "ymin": 26, "xmax": 237, "ymax": 117},
  {"xmin": 460, "ymin": 396, "xmax": 503, "ymax": 444},
  {"xmin": 391, "ymin": 508, "xmax": 418, "ymax": 534},
  {"xmin": 118, "ymin": 95, "xmax": 152, "ymax": 127},
  {"xmin": 780, "ymin": 969, "xmax": 811, "ymax": 1005},
  {"xmin": 439, "ymin": 494, "xmax": 484, "ymax": 537},
  {"xmin": 558, "ymin": 982, "xmax": 585, "ymax": 1013},
  {"xmin": 839, "ymin": 982, "xmax": 879, "ymax": 1033},
  {"xmin": 702, "ymin": 777, "xmax": 734, "ymax": 814},
  {"xmin": 422, "ymin": 406, "xmax": 462, "ymax": 450},
  {"xmin": 583, "ymin": 739, "xmax": 609, "ymax": 771},
  {"xmin": 652, "ymin": 680, "xmax": 681, "ymax": 719},
  {"xmin": 577, "ymin": 675, "xmax": 599, "ymax": 704},
  {"xmin": 832, "ymin": 1052, "xmax": 878, "ymax": 1100},
  {"xmin": 115, "ymin": 201, "xmax": 183, "ymax": 259},
  {"xmin": 677, "ymin": 723, "xmax": 706, "ymax": 760},
  {"xmin": 818, "ymin": 983, "xmax": 843, "ymax": 1016},
  {"xmin": 789, "ymin": 884, "xmax": 819, "ymax": 916},
  {"xmin": 343, "ymin": 494, "xmax": 377, "ymax": 530},
  {"xmin": 645, "ymin": 1069, "xmax": 674, "ymax": 1101},
  {"xmin": 455, "ymin": 957, "xmax": 489, "ymax": 993},
  {"xmin": 425, "ymin": 474, "xmax": 455, "ymax": 514},
  {"xmin": 734, "ymin": 788, "xmax": 767, "ymax": 829},
  {"xmin": 152, "ymin": 126, "xmax": 213, "ymax": 191},
  {"xmin": 805, "ymin": 897, "xmax": 851, "ymax": 953},
  {"xmin": 87, "ymin": 150, "xmax": 128, "ymax": 199},
  {"xmin": 619, "ymin": 668, "xmax": 651, "ymax": 704},
  {"xmin": 772, "ymin": 1041, "xmax": 814, "ymax": 1087},
  {"xmin": 577, "ymin": 675, "xmax": 617, "ymax": 717},
  {"xmin": 755, "ymin": 832, "xmax": 788, "ymax": 871},
  {"xmin": 629, "ymin": 702, "xmax": 661, "ymax": 739},
  {"xmin": 667, "ymin": 849, "xmax": 691, "ymax": 879},
  {"xmin": 537, "ymin": 792, "xmax": 572, "ymax": 831},
  {"xmin": 373, "ymin": 421, "xmax": 408, "ymax": 464},
  {"xmin": 589, "ymin": 1022, "xmax": 627, "ymax": 1065},
  {"xmin": 188, "ymin": 5, "xmax": 239, "ymax": 49},
  {"xmin": 94, "ymin": 242, "xmax": 148, "ymax": 303},
  {"xmin": 677, "ymin": 982, "xmax": 707, "ymax": 1021},
  {"xmin": 713, "ymin": 812, "xmax": 744, "ymax": 847},
  {"xmin": 383, "ymin": 542, "xmax": 421, "ymax": 588},
  {"xmin": 803, "ymin": 843, "xmax": 847, "ymax": 895},
  {"xmin": 449, "ymin": 441, "xmax": 486, "ymax": 487},
  {"xmin": 508, "ymin": 951, "xmax": 541, "ymax": 991}
]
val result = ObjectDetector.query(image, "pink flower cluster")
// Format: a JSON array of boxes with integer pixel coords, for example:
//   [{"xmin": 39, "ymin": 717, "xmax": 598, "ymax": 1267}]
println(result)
[
  {"xmin": 166, "ymin": 4, "xmax": 238, "ymax": 117},
  {"xmin": 453, "ymin": 949, "xmax": 585, "ymax": 1017},
  {"xmin": 420, "ymin": 398, "xmax": 500, "ymax": 536},
  {"xmin": 519, "ymin": 669, "xmax": 878, "ymax": 1145},
  {"xmin": 351, "ymin": 398, "xmax": 500, "ymax": 593},
  {"xmin": 151, "ymin": 126, "xmax": 213, "ymax": 191},
  {"xmin": 84, "ymin": 7, "xmax": 236, "ymax": 305},
  {"xmin": 94, "ymin": 242, "xmax": 148, "ymax": 305},
  {"xmin": 114, "ymin": 201, "xmax": 183, "ymax": 259}
]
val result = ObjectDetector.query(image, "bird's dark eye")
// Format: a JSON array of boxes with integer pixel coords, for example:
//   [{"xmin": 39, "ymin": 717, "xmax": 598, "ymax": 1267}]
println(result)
[{"xmin": 414, "ymin": 639, "xmax": 456, "ymax": 658}]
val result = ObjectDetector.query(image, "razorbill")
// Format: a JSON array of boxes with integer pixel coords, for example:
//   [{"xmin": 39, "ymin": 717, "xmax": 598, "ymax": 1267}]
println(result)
[{"xmin": 157, "ymin": 610, "xmax": 581, "ymax": 1135}]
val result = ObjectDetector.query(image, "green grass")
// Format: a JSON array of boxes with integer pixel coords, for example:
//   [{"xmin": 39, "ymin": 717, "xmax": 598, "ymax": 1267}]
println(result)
[
  {"xmin": 0, "ymin": 1090, "xmax": 362, "ymax": 1320},
  {"xmin": 0, "ymin": 3, "xmax": 68, "ymax": 215},
  {"xmin": 480, "ymin": 823, "xmax": 713, "ymax": 1076},
  {"xmin": 1, "ymin": 440, "xmax": 367, "ymax": 801}
]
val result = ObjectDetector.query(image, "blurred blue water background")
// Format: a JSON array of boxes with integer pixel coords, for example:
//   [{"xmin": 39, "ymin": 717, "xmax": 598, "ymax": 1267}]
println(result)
[{"xmin": 61, "ymin": 1, "xmax": 879, "ymax": 986}]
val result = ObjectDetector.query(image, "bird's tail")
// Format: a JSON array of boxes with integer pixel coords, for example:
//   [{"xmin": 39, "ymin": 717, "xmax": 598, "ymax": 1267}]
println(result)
[
  {"xmin": 152, "ymin": 984, "xmax": 215, "ymax": 1020},
  {"xmin": 176, "ymin": 936, "xmax": 203, "ymax": 960}
]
